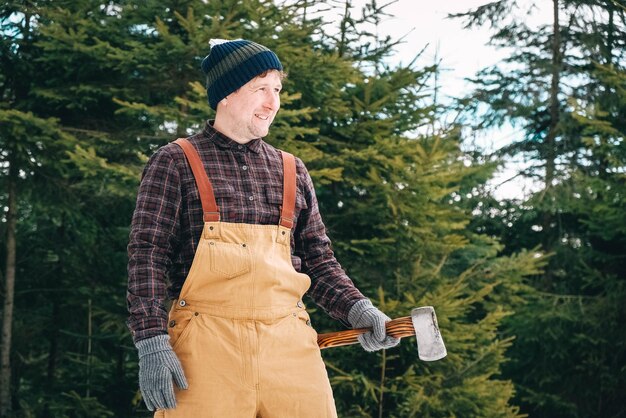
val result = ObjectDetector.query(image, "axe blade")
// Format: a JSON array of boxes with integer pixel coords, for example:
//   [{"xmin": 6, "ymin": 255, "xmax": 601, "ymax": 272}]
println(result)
[{"xmin": 411, "ymin": 306, "xmax": 447, "ymax": 361}]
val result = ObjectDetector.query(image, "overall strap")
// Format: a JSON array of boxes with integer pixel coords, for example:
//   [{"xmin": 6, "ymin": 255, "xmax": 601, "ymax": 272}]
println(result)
[
  {"xmin": 173, "ymin": 138, "xmax": 220, "ymax": 222},
  {"xmin": 280, "ymin": 151, "xmax": 296, "ymax": 229}
]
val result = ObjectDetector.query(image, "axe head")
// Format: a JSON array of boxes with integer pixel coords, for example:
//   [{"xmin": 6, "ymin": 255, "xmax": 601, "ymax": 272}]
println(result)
[{"xmin": 411, "ymin": 306, "xmax": 447, "ymax": 361}]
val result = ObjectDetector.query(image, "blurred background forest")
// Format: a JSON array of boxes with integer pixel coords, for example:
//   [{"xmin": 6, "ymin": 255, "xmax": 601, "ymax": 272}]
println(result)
[{"xmin": 1, "ymin": 0, "xmax": 625, "ymax": 417}]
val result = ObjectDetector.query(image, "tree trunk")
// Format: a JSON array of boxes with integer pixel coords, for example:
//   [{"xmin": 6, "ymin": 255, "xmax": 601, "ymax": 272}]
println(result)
[
  {"xmin": 377, "ymin": 349, "xmax": 387, "ymax": 418},
  {"xmin": 86, "ymin": 298, "xmax": 93, "ymax": 398},
  {"xmin": 605, "ymin": 0, "xmax": 614, "ymax": 65},
  {"xmin": 1, "ymin": 162, "xmax": 17, "ymax": 418},
  {"xmin": 47, "ymin": 298, "xmax": 60, "ymax": 386},
  {"xmin": 338, "ymin": 0, "xmax": 350, "ymax": 58},
  {"xmin": 541, "ymin": 0, "xmax": 561, "ymax": 255},
  {"xmin": 2, "ymin": 10, "xmax": 31, "ymax": 415}
]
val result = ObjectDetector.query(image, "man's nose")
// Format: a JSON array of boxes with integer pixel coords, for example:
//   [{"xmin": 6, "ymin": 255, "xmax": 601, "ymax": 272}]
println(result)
[{"xmin": 264, "ymin": 91, "xmax": 280, "ymax": 110}]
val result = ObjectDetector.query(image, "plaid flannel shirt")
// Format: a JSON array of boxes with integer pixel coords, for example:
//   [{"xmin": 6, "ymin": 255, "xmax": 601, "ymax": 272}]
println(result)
[{"xmin": 127, "ymin": 122, "xmax": 365, "ymax": 343}]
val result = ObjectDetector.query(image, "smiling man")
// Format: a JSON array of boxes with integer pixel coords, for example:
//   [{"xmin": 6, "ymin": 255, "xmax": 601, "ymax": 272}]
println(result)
[
  {"xmin": 213, "ymin": 70, "xmax": 281, "ymax": 141},
  {"xmin": 126, "ymin": 39, "xmax": 399, "ymax": 417}
]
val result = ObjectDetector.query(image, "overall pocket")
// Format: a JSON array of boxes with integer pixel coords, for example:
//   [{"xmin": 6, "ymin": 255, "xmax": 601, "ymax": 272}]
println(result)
[
  {"xmin": 296, "ymin": 310, "xmax": 319, "ymax": 347},
  {"xmin": 168, "ymin": 310, "xmax": 197, "ymax": 350},
  {"xmin": 208, "ymin": 240, "xmax": 251, "ymax": 279}
]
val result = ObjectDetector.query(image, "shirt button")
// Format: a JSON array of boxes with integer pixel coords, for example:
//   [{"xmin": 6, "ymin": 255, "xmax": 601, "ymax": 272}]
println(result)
[
  {"xmin": 237, "ymin": 145, "xmax": 243, "ymax": 150},
  {"xmin": 248, "ymin": 195, "xmax": 254, "ymax": 201},
  {"xmin": 242, "ymin": 165, "xmax": 248, "ymax": 171}
]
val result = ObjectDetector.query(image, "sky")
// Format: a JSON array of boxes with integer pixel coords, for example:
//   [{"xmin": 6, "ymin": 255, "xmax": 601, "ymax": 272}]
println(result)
[
  {"xmin": 372, "ymin": 1, "xmax": 505, "ymax": 97},
  {"xmin": 344, "ymin": 0, "xmax": 553, "ymax": 199}
]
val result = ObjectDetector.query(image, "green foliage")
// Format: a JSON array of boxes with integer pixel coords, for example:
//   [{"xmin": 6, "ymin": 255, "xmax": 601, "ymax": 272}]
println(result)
[
  {"xmin": 324, "ymin": 245, "xmax": 543, "ymax": 417},
  {"xmin": 455, "ymin": 1, "xmax": 626, "ymax": 416},
  {"xmin": 2, "ymin": 0, "xmax": 549, "ymax": 417}
]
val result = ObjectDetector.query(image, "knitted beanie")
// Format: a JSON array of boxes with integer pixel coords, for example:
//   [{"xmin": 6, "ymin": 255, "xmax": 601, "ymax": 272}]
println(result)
[{"xmin": 201, "ymin": 39, "xmax": 283, "ymax": 110}]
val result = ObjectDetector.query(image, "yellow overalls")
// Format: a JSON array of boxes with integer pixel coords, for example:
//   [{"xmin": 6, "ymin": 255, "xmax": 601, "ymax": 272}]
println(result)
[{"xmin": 155, "ymin": 138, "xmax": 337, "ymax": 417}]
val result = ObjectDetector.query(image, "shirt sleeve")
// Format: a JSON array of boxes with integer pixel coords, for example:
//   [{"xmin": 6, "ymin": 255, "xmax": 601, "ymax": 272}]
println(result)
[
  {"xmin": 126, "ymin": 146, "xmax": 182, "ymax": 343},
  {"xmin": 294, "ymin": 158, "xmax": 366, "ymax": 326}
]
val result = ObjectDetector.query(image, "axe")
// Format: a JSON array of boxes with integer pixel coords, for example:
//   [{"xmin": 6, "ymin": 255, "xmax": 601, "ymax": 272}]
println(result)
[{"xmin": 317, "ymin": 306, "xmax": 447, "ymax": 361}]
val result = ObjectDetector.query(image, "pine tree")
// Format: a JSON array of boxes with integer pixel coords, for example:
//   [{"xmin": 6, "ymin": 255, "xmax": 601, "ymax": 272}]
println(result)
[
  {"xmin": 1, "ymin": 1, "xmax": 147, "ymax": 415},
  {"xmin": 453, "ymin": 0, "xmax": 626, "ymax": 415},
  {"xmin": 2, "ymin": 1, "xmax": 547, "ymax": 416},
  {"xmin": 275, "ymin": 2, "xmax": 545, "ymax": 416}
]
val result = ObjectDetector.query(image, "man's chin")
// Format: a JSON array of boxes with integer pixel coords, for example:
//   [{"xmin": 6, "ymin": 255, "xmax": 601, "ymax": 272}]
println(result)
[{"xmin": 253, "ymin": 127, "xmax": 270, "ymax": 138}]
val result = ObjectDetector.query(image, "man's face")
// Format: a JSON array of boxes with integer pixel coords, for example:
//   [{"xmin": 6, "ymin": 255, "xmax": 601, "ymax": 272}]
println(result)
[{"xmin": 216, "ymin": 70, "xmax": 282, "ymax": 143}]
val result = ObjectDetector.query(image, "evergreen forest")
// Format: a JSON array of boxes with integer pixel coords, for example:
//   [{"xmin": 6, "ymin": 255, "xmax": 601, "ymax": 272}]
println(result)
[{"xmin": 1, "ymin": 0, "xmax": 624, "ymax": 417}]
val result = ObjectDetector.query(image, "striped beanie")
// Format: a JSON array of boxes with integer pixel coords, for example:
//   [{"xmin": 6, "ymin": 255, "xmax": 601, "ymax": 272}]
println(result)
[{"xmin": 201, "ymin": 39, "xmax": 283, "ymax": 110}]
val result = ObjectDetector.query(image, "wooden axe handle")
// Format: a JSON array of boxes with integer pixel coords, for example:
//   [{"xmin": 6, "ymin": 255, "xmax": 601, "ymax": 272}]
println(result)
[{"xmin": 317, "ymin": 316, "xmax": 415, "ymax": 349}]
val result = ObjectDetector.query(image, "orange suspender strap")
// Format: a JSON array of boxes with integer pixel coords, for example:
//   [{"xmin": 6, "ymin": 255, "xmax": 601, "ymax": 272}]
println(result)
[
  {"xmin": 173, "ymin": 138, "xmax": 220, "ymax": 222},
  {"xmin": 174, "ymin": 138, "xmax": 295, "ymax": 227},
  {"xmin": 280, "ymin": 151, "xmax": 296, "ymax": 229}
]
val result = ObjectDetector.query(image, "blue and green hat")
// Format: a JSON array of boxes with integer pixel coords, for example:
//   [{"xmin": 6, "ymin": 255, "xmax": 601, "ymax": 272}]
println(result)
[{"xmin": 201, "ymin": 39, "xmax": 283, "ymax": 110}]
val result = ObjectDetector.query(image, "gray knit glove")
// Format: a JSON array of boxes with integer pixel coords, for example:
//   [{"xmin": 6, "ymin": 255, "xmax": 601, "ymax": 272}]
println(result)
[
  {"xmin": 136, "ymin": 335, "xmax": 188, "ymax": 411},
  {"xmin": 348, "ymin": 299, "xmax": 400, "ymax": 352}
]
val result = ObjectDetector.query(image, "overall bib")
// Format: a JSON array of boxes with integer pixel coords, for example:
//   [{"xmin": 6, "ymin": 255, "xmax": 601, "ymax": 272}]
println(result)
[{"xmin": 155, "ymin": 138, "xmax": 337, "ymax": 418}]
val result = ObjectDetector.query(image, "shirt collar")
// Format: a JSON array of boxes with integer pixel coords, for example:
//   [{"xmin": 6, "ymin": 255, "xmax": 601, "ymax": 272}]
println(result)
[{"xmin": 202, "ymin": 120, "xmax": 262, "ymax": 154}]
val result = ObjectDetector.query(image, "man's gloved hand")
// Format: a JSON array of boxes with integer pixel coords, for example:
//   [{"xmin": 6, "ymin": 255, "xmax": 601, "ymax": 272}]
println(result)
[
  {"xmin": 348, "ymin": 299, "xmax": 400, "ymax": 352},
  {"xmin": 136, "ymin": 334, "xmax": 188, "ymax": 411}
]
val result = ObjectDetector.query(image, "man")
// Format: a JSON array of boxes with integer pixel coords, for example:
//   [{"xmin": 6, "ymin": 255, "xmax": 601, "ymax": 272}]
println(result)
[{"xmin": 127, "ymin": 39, "xmax": 399, "ymax": 417}]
